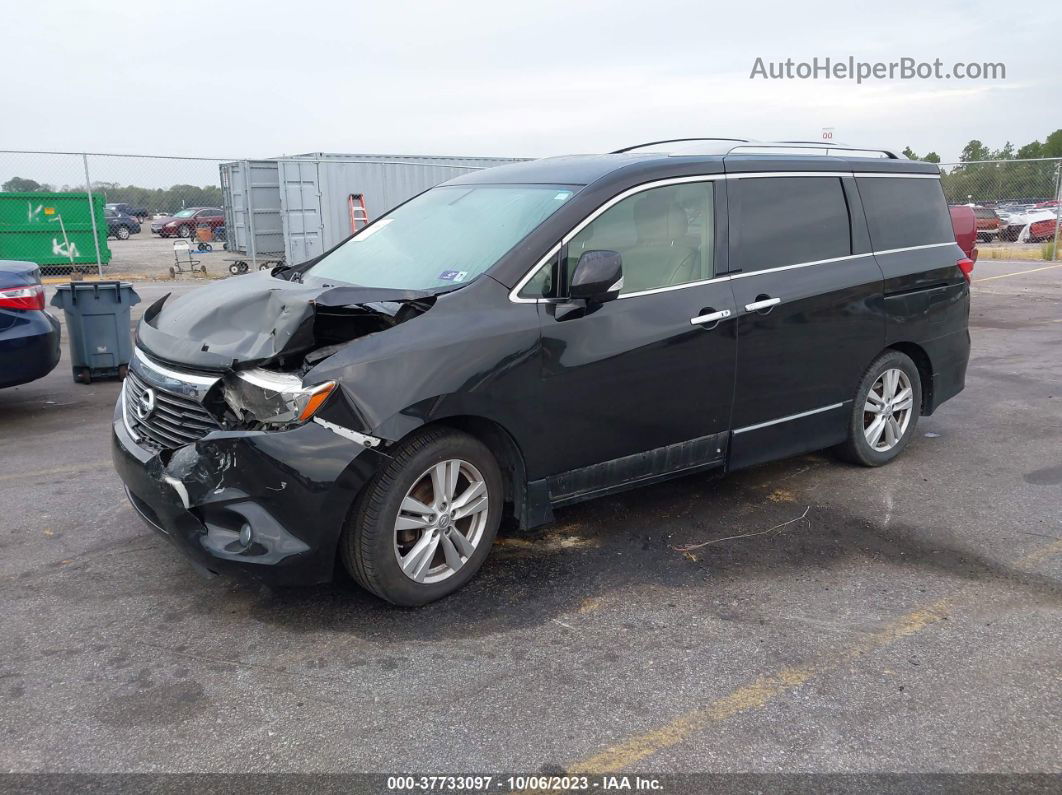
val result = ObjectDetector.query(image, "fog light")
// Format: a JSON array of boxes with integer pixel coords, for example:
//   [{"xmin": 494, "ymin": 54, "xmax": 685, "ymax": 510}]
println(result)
[{"xmin": 239, "ymin": 523, "xmax": 253, "ymax": 546}]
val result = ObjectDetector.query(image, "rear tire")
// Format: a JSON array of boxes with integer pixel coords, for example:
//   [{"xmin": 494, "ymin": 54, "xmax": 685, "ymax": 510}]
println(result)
[
  {"xmin": 836, "ymin": 350, "xmax": 922, "ymax": 467},
  {"xmin": 340, "ymin": 427, "xmax": 503, "ymax": 606},
  {"xmin": 116, "ymin": 225, "xmax": 131, "ymax": 240}
]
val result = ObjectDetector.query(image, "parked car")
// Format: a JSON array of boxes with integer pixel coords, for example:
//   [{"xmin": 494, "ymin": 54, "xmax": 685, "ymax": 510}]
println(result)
[
  {"xmin": 106, "ymin": 203, "xmax": 148, "ymax": 223},
  {"xmin": 150, "ymin": 207, "xmax": 225, "ymax": 238},
  {"xmin": 1026, "ymin": 212, "xmax": 1060, "ymax": 243},
  {"xmin": 972, "ymin": 206, "xmax": 1001, "ymax": 241},
  {"xmin": 949, "ymin": 205, "xmax": 978, "ymax": 261},
  {"xmin": 104, "ymin": 207, "xmax": 141, "ymax": 240},
  {"xmin": 113, "ymin": 141, "xmax": 971, "ymax": 606},
  {"xmin": 1002, "ymin": 208, "xmax": 1057, "ymax": 242},
  {"xmin": 0, "ymin": 260, "xmax": 61, "ymax": 388}
]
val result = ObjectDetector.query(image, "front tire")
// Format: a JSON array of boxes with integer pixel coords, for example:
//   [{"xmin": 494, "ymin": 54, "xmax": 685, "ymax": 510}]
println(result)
[
  {"xmin": 341, "ymin": 427, "xmax": 503, "ymax": 606},
  {"xmin": 116, "ymin": 225, "xmax": 131, "ymax": 240},
  {"xmin": 837, "ymin": 350, "xmax": 922, "ymax": 467},
  {"xmin": 177, "ymin": 225, "xmax": 193, "ymax": 238}
]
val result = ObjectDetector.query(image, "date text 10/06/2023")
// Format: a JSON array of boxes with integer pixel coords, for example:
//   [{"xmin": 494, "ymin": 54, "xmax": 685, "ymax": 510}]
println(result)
[{"xmin": 386, "ymin": 775, "xmax": 665, "ymax": 792}]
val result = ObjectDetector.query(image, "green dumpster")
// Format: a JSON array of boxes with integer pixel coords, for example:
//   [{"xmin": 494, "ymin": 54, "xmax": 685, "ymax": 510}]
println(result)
[{"xmin": 0, "ymin": 192, "xmax": 111, "ymax": 269}]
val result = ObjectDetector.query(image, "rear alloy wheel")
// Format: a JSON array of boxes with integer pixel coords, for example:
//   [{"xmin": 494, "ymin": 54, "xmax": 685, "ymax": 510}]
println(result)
[
  {"xmin": 341, "ymin": 427, "xmax": 502, "ymax": 606},
  {"xmin": 837, "ymin": 350, "xmax": 922, "ymax": 466},
  {"xmin": 116, "ymin": 225, "xmax": 130, "ymax": 240}
]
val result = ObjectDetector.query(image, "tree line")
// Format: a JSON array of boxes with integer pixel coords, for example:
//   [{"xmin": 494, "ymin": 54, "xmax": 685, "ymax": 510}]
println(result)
[
  {"xmin": 905, "ymin": 128, "xmax": 1062, "ymax": 205},
  {"xmin": 5, "ymin": 129, "xmax": 1062, "ymax": 210},
  {"xmin": 0, "ymin": 177, "xmax": 223, "ymax": 215}
]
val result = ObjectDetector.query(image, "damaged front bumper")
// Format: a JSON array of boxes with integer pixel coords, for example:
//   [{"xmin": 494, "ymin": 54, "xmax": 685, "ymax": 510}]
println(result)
[{"xmin": 112, "ymin": 400, "xmax": 387, "ymax": 585}]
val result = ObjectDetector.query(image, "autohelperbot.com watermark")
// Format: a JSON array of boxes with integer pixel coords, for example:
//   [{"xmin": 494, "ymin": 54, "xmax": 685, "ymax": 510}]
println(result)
[{"xmin": 750, "ymin": 56, "xmax": 1006, "ymax": 83}]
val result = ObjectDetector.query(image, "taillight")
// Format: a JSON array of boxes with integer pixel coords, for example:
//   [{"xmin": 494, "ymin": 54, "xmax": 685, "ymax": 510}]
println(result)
[
  {"xmin": 0, "ymin": 283, "xmax": 46, "ymax": 310},
  {"xmin": 957, "ymin": 257, "xmax": 975, "ymax": 282}
]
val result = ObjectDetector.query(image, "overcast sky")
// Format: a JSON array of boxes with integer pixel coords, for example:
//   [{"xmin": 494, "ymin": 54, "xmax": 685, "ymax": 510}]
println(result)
[{"xmin": 3, "ymin": 0, "xmax": 1059, "ymax": 167}]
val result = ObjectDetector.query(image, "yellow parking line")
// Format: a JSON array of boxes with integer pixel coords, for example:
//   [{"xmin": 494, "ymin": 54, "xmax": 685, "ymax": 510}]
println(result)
[
  {"xmin": 568, "ymin": 599, "xmax": 950, "ymax": 774},
  {"xmin": 1015, "ymin": 538, "xmax": 1062, "ymax": 569},
  {"xmin": 973, "ymin": 263, "xmax": 1062, "ymax": 282},
  {"xmin": 567, "ymin": 538, "xmax": 1062, "ymax": 774}
]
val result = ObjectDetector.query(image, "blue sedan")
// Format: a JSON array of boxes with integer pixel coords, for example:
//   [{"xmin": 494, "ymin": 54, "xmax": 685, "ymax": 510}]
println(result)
[{"xmin": 0, "ymin": 260, "xmax": 61, "ymax": 388}]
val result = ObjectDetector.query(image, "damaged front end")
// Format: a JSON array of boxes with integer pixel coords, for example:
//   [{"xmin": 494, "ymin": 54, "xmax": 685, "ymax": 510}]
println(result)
[
  {"xmin": 113, "ymin": 352, "xmax": 389, "ymax": 583},
  {"xmin": 111, "ymin": 271, "xmax": 431, "ymax": 583},
  {"xmin": 135, "ymin": 270, "xmax": 437, "ymax": 374}
]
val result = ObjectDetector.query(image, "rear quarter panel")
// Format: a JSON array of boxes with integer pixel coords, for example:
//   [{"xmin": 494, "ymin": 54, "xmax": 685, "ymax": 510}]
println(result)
[{"xmin": 875, "ymin": 244, "xmax": 970, "ymax": 412}]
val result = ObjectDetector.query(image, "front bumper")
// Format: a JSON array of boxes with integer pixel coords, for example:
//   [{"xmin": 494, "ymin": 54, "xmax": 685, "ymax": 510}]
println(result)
[{"xmin": 111, "ymin": 399, "xmax": 386, "ymax": 585}]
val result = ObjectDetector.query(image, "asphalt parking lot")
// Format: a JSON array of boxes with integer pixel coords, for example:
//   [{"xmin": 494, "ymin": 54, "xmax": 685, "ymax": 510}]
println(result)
[{"xmin": 1, "ymin": 260, "xmax": 1060, "ymax": 775}]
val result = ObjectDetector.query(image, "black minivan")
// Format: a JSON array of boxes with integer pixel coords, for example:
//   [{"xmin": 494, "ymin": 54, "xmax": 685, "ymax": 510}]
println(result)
[{"xmin": 113, "ymin": 140, "xmax": 972, "ymax": 605}]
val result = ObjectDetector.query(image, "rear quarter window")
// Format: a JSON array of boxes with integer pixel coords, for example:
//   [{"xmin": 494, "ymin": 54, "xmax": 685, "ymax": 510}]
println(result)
[{"xmin": 857, "ymin": 176, "xmax": 954, "ymax": 251}]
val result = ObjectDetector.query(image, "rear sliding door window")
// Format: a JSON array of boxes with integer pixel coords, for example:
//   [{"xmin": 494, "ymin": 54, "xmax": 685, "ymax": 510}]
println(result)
[
  {"xmin": 856, "ymin": 176, "xmax": 953, "ymax": 251},
  {"xmin": 733, "ymin": 177, "xmax": 851, "ymax": 272}
]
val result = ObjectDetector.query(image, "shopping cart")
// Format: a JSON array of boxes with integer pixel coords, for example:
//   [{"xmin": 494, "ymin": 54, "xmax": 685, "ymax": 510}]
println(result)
[{"xmin": 171, "ymin": 240, "xmax": 208, "ymax": 277}]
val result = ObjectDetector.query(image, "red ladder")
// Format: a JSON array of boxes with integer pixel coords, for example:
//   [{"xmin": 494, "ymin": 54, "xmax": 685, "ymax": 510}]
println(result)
[{"xmin": 348, "ymin": 194, "xmax": 369, "ymax": 233}]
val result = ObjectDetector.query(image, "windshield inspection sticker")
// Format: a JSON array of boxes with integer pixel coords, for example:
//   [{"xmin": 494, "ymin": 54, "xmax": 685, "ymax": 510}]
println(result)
[{"xmin": 438, "ymin": 270, "xmax": 468, "ymax": 282}]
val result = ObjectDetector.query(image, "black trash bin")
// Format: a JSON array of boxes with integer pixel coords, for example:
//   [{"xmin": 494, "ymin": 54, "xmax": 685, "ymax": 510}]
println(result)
[{"xmin": 50, "ymin": 281, "xmax": 141, "ymax": 383}]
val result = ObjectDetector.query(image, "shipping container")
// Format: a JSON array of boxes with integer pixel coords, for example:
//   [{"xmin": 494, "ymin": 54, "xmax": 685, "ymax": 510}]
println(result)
[
  {"xmin": 219, "ymin": 160, "xmax": 284, "ymax": 262},
  {"xmin": 0, "ymin": 192, "xmax": 111, "ymax": 268},
  {"xmin": 219, "ymin": 153, "xmax": 526, "ymax": 266}
]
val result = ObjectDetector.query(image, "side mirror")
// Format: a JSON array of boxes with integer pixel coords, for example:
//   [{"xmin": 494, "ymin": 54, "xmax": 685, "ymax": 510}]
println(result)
[{"xmin": 569, "ymin": 250, "xmax": 623, "ymax": 303}]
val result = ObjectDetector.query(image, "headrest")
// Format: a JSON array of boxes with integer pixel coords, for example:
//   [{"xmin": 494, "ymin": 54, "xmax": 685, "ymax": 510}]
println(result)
[{"xmin": 633, "ymin": 193, "xmax": 688, "ymax": 243}]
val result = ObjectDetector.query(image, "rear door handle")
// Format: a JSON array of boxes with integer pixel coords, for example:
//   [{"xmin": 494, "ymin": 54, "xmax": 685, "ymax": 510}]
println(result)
[
  {"xmin": 745, "ymin": 297, "xmax": 781, "ymax": 312},
  {"xmin": 689, "ymin": 309, "xmax": 731, "ymax": 326}
]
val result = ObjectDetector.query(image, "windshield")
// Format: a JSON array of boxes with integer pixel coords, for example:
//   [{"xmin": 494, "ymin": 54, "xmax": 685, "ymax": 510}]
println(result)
[
  {"xmin": 174, "ymin": 209, "xmax": 196, "ymax": 218},
  {"xmin": 307, "ymin": 185, "xmax": 575, "ymax": 289}
]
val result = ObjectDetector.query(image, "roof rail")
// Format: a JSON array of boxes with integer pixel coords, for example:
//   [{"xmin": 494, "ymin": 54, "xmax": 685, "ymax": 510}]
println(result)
[
  {"xmin": 609, "ymin": 138, "xmax": 903, "ymax": 159},
  {"xmin": 729, "ymin": 141, "xmax": 902, "ymax": 159},
  {"xmin": 611, "ymin": 138, "xmax": 749, "ymax": 154}
]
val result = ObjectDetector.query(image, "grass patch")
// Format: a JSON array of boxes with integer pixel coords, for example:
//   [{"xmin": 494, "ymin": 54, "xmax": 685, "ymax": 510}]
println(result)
[{"xmin": 982, "ymin": 244, "xmax": 1049, "ymax": 261}]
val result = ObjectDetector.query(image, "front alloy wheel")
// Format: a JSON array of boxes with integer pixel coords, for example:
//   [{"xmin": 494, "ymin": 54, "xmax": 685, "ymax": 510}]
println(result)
[
  {"xmin": 394, "ymin": 459, "xmax": 489, "ymax": 583},
  {"xmin": 341, "ymin": 427, "xmax": 503, "ymax": 606}
]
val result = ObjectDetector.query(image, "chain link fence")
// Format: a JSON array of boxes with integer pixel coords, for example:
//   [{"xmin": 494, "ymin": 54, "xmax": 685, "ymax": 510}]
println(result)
[
  {"xmin": 0, "ymin": 150, "xmax": 522, "ymax": 279},
  {"xmin": 2, "ymin": 150, "xmax": 1059, "ymax": 278},
  {"xmin": 938, "ymin": 158, "xmax": 1062, "ymax": 260}
]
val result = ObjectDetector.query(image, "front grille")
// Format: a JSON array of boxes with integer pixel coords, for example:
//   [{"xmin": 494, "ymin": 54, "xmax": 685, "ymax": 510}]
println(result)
[{"xmin": 125, "ymin": 369, "xmax": 220, "ymax": 450}]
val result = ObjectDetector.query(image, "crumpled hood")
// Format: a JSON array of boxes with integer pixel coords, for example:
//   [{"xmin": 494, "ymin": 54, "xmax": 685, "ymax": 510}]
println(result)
[{"xmin": 136, "ymin": 270, "xmax": 434, "ymax": 371}]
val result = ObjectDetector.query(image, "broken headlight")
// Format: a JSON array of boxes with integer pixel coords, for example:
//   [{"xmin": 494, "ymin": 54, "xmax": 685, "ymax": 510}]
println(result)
[{"xmin": 222, "ymin": 369, "xmax": 336, "ymax": 430}]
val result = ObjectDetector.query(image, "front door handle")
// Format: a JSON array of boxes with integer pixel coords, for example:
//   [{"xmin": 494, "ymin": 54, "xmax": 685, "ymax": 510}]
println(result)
[
  {"xmin": 745, "ymin": 297, "xmax": 781, "ymax": 312},
  {"xmin": 689, "ymin": 308, "xmax": 731, "ymax": 326}
]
